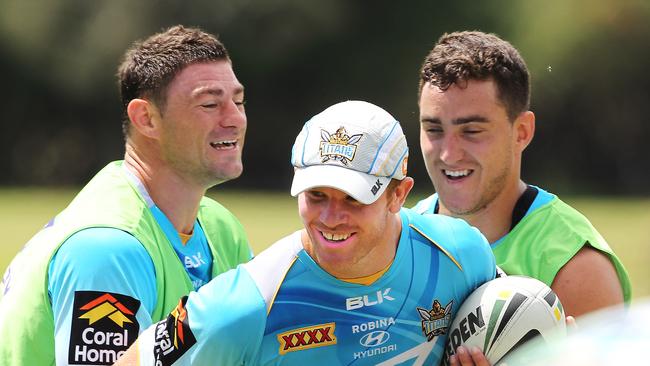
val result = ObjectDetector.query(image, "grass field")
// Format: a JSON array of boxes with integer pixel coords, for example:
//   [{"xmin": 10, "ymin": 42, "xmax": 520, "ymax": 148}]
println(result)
[{"xmin": 1, "ymin": 188, "xmax": 648, "ymax": 301}]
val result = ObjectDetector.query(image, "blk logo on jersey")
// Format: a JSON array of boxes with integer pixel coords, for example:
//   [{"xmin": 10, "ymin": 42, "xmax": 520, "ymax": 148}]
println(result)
[
  {"xmin": 68, "ymin": 291, "xmax": 140, "ymax": 365},
  {"xmin": 184, "ymin": 252, "xmax": 206, "ymax": 269},
  {"xmin": 346, "ymin": 288, "xmax": 395, "ymax": 310},
  {"xmin": 153, "ymin": 296, "xmax": 197, "ymax": 366},
  {"xmin": 417, "ymin": 299, "xmax": 453, "ymax": 341},
  {"xmin": 277, "ymin": 323, "xmax": 337, "ymax": 355}
]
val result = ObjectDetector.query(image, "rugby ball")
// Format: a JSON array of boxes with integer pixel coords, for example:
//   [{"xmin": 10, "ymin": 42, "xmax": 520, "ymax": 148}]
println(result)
[{"xmin": 443, "ymin": 276, "xmax": 566, "ymax": 365}]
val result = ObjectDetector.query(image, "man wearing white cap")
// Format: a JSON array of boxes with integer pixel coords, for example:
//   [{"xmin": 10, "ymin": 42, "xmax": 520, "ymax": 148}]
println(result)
[{"xmin": 116, "ymin": 100, "xmax": 496, "ymax": 366}]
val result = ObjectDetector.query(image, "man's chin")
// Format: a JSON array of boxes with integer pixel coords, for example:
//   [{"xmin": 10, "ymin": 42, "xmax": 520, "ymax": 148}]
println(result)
[{"xmin": 439, "ymin": 198, "xmax": 479, "ymax": 216}]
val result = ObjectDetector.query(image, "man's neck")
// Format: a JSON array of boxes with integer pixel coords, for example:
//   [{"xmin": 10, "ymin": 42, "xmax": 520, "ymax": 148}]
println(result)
[
  {"xmin": 440, "ymin": 180, "xmax": 527, "ymax": 244},
  {"xmin": 124, "ymin": 143, "xmax": 204, "ymax": 234}
]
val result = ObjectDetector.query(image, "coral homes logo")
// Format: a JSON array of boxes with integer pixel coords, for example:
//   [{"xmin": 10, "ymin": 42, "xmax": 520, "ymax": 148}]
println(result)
[
  {"xmin": 277, "ymin": 323, "xmax": 337, "ymax": 355},
  {"xmin": 68, "ymin": 291, "xmax": 140, "ymax": 365}
]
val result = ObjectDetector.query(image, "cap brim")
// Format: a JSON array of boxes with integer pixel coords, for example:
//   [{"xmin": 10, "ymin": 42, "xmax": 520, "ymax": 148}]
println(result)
[{"xmin": 291, "ymin": 165, "xmax": 390, "ymax": 205}]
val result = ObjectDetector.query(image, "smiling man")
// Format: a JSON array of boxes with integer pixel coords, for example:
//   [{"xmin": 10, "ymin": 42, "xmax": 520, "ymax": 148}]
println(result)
[
  {"xmin": 0, "ymin": 26, "xmax": 252, "ymax": 365},
  {"xmin": 413, "ymin": 31, "xmax": 631, "ymax": 322},
  {"xmin": 116, "ymin": 100, "xmax": 496, "ymax": 366}
]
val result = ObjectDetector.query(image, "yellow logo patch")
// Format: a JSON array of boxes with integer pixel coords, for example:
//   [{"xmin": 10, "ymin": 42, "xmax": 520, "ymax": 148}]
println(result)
[{"xmin": 277, "ymin": 322, "xmax": 337, "ymax": 355}]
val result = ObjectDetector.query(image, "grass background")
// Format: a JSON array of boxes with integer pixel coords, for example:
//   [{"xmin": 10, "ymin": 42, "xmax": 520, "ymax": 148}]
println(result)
[{"xmin": 1, "ymin": 188, "xmax": 648, "ymax": 302}]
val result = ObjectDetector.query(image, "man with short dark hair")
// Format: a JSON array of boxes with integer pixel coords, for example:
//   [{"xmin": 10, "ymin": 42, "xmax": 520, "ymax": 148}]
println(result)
[
  {"xmin": 0, "ymin": 25, "xmax": 252, "ymax": 365},
  {"xmin": 415, "ymin": 31, "xmax": 631, "ymax": 365},
  {"xmin": 414, "ymin": 32, "xmax": 631, "ymax": 364}
]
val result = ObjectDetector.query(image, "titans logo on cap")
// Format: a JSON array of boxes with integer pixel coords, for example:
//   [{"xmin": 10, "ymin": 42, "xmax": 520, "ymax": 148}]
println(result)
[{"xmin": 319, "ymin": 127, "xmax": 363, "ymax": 165}]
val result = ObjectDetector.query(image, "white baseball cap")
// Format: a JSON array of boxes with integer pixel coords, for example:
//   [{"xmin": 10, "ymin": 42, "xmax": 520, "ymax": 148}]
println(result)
[{"xmin": 290, "ymin": 100, "xmax": 409, "ymax": 204}]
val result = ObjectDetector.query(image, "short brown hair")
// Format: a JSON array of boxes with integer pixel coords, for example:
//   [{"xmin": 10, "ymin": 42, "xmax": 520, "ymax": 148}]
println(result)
[
  {"xmin": 117, "ymin": 25, "xmax": 230, "ymax": 137},
  {"xmin": 419, "ymin": 31, "xmax": 530, "ymax": 121}
]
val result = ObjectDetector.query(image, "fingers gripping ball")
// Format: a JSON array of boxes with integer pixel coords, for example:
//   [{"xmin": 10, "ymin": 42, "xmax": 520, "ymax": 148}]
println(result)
[{"xmin": 443, "ymin": 276, "xmax": 566, "ymax": 365}]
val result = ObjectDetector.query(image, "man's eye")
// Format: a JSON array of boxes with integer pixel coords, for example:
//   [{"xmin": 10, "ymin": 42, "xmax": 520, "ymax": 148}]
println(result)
[
  {"xmin": 306, "ymin": 191, "xmax": 324, "ymax": 199},
  {"xmin": 201, "ymin": 103, "xmax": 218, "ymax": 108},
  {"xmin": 235, "ymin": 100, "xmax": 246, "ymax": 106}
]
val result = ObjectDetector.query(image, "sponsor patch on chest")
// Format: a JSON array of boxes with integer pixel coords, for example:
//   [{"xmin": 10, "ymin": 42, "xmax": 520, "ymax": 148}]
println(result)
[{"xmin": 277, "ymin": 322, "xmax": 337, "ymax": 355}]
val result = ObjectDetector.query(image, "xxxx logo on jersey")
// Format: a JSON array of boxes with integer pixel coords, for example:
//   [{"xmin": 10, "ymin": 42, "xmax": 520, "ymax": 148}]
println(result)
[
  {"xmin": 277, "ymin": 322, "xmax": 337, "ymax": 355},
  {"xmin": 68, "ymin": 291, "xmax": 140, "ymax": 365},
  {"xmin": 153, "ymin": 296, "xmax": 197, "ymax": 366}
]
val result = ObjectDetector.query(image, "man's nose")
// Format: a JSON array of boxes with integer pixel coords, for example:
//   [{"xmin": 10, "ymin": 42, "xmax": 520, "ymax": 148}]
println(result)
[
  {"xmin": 219, "ymin": 100, "xmax": 246, "ymax": 129},
  {"xmin": 439, "ymin": 134, "xmax": 463, "ymax": 164}
]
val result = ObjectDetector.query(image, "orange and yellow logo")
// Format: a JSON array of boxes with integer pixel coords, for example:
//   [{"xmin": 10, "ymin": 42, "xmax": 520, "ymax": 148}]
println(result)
[
  {"xmin": 277, "ymin": 322, "xmax": 337, "ymax": 355},
  {"xmin": 69, "ymin": 291, "xmax": 140, "ymax": 365},
  {"xmin": 170, "ymin": 298, "xmax": 190, "ymax": 349},
  {"xmin": 78, "ymin": 293, "xmax": 135, "ymax": 327}
]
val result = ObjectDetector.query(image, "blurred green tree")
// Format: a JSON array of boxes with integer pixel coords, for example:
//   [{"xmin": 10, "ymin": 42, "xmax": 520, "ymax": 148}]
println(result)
[{"xmin": 1, "ymin": 0, "xmax": 648, "ymax": 194}]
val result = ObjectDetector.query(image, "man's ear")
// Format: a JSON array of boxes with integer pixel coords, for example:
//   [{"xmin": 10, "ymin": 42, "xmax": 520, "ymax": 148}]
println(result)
[
  {"xmin": 126, "ymin": 98, "xmax": 160, "ymax": 139},
  {"xmin": 388, "ymin": 177, "xmax": 414, "ymax": 213},
  {"xmin": 514, "ymin": 110, "xmax": 535, "ymax": 152}
]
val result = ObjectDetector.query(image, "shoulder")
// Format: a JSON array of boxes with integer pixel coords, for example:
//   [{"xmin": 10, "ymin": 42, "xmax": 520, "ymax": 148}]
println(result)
[
  {"xmin": 51, "ymin": 227, "xmax": 152, "ymax": 275},
  {"xmin": 403, "ymin": 208, "xmax": 495, "ymax": 274},
  {"xmin": 243, "ymin": 232, "xmax": 303, "ymax": 311},
  {"xmin": 508, "ymin": 193, "xmax": 609, "ymax": 256},
  {"xmin": 404, "ymin": 208, "xmax": 488, "ymax": 252},
  {"xmin": 49, "ymin": 227, "xmax": 156, "ymax": 312},
  {"xmin": 523, "ymin": 190, "xmax": 596, "ymax": 234}
]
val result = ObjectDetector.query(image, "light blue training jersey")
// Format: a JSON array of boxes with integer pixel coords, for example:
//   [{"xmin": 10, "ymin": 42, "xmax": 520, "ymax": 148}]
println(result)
[
  {"xmin": 47, "ymin": 167, "xmax": 216, "ymax": 365},
  {"xmin": 136, "ymin": 208, "xmax": 496, "ymax": 365}
]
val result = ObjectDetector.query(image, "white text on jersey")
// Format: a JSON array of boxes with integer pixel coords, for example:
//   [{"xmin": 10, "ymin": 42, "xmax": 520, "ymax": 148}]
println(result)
[{"xmin": 346, "ymin": 288, "xmax": 395, "ymax": 310}]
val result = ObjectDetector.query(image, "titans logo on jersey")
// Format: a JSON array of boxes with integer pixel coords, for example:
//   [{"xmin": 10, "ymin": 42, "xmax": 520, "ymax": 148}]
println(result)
[{"xmin": 418, "ymin": 300, "xmax": 453, "ymax": 341}]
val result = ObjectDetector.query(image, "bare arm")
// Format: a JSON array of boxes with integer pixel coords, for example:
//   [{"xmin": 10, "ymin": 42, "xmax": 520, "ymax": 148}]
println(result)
[{"xmin": 551, "ymin": 246, "xmax": 624, "ymax": 317}]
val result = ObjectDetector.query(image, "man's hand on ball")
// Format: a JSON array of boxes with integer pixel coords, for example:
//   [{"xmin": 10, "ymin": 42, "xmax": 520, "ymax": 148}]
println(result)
[{"xmin": 449, "ymin": 346, "xmax": 491, "ymax": 366}]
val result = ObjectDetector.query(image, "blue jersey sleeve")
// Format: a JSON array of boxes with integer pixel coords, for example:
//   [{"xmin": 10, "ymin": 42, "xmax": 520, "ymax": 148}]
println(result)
[
  {"xmin": 48, "ymin": 227, "xmax": 157, "ymax": 365},
  {"xmin": 136, "ymin": 266, "xmax": 267, "ymax": 366}
]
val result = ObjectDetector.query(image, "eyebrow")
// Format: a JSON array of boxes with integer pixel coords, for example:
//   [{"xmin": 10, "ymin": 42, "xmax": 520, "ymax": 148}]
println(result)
[
  {"xmin": 192, "ymin": 85, "xmax": 245, "ymax": 99},
  {"xmin": 421, "ymin": 115, "xmax": 489, "ymax": 125}
]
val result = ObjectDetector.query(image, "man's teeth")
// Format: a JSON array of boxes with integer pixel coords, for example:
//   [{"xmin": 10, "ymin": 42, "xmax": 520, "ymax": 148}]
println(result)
[
  {"xmin": 321, "ymin": 231, "xmax": 351, "ymax": 241},
  {"xmin": 210, "ymin": 140, "xmax": 236, "ymax": 149},
  {"xmin": 445, "ymin": 169, "xmax": 470, "ymax": 178}
]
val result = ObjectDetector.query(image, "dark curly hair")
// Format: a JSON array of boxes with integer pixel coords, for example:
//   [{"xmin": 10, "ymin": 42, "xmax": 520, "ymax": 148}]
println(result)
[
  {"xmin": 117, "ymin": 25, "xmax": 230, "ymax": 137},
  {"xmin": 419, "ymin": 31, "xmax": 530, "ymax": 121}
]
